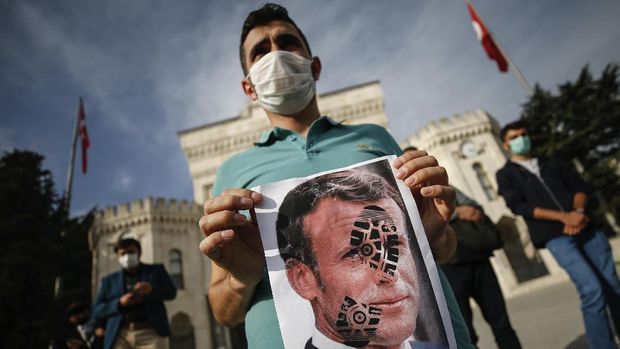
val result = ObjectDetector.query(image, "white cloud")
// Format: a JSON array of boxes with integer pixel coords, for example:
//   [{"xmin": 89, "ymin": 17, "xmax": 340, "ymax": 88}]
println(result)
[{"xmin": 115, "ymin": 169, "xmax": 134, "ymax": 190}]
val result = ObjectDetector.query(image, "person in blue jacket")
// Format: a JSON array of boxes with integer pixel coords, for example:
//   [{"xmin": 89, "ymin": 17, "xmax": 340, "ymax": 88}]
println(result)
[
  {"xmin": 496, "ymin": 120, "xmax": 620, "ymax": 349},
  {"xmin": 94, "ymin": 238, "xmax": 176, "ymax": 349}
]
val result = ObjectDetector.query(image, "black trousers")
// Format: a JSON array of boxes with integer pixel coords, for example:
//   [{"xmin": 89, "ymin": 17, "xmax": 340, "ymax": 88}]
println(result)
[{"xmin": 441, "ymin": 260, "xmax": 521, "ymax": 349}]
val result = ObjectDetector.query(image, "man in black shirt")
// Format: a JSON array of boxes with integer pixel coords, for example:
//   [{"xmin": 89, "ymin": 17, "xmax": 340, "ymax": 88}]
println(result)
[{"xmin": 496, "ymin": 120, "xmax": 620, "ymax": 349}]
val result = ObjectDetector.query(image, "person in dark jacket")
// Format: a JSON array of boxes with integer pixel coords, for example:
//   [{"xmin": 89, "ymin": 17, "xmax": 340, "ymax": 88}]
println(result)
[
  {"xmin": 94, "ymin": 238, "xmax": 177, "ymax": 349},
  {"xmin": 496, "ymin": 120, "xmax": 620, "ymax": 349},
  {"xmin": 440, "ymin": 189, "xmax": 520, "ymax": 349}
]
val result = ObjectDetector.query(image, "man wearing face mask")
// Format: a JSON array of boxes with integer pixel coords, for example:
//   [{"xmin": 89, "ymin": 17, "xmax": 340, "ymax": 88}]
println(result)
[
  {"xmin": 199, "ymin": 3, "xmax": 475, "ymax": 349},
  {"xmin": 93, "ymin": 238, "xmax": 176, "ymax": 349},
  {"xmin": 496, "ymin": 121, "xmax": 620, "ymax": 349}
]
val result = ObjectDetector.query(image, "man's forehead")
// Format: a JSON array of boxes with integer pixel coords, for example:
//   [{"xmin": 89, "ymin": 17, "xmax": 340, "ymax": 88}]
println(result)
[
  {"xmin": 306, "ymin": 198, "xmax": 404, "ymax": 237},
  {"xmin": 243, "ymin": 20, "xmax": 303, "ymax": 50},
  {"xmin": 505, "ymin": 127, "xmax": 528, "ymax": 140}
]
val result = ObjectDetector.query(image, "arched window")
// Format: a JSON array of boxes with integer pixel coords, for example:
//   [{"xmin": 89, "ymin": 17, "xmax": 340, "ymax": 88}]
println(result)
[
  {"xmin": 472, "ymin": 162, "xmax": 497, "ymax": 201},
  {"xmin": 169, "ymin": 249, "xmax": 184, "ymax": 289}
]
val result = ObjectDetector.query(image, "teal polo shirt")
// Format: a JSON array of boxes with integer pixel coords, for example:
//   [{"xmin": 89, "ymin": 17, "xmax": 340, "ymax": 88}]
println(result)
[{"xmin": 212, "ymin": 116, "xmax": 473, "ymax": 349}]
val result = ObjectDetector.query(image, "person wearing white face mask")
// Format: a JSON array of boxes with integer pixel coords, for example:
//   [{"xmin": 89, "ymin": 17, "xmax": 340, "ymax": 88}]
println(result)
[
  {"xmin": 198, "ymin": 3, "xmax": 476, "ymax": 349},
  {"xmin": 93, "ymin": 238, "xmax": 176, "ymax": 349},
  {"xmin": 496, "ymin": 120, "xmax": 620, "ymax": 349}
]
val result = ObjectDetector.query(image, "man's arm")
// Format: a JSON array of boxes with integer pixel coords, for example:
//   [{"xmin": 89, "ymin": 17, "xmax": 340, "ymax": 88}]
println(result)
[
  {"xmin": 497, "ymin": 167, "xmax": 588, "ymax": 234},
  {"xmin": 573, "ymin": 192, "xmax": 587, "ymax": 212},
  {"xmin": 207, "ymin": 265, "xmax": 258, "ymax": 326},
  {"xmin": 199, "ymin": 189, "xmax": 265, "ymax": 327},
  {"xmin": 93, "ymin": 278, "xmax": 120, "ymax": 319},
  {"xmin": 140, "ymin": 265, "xmax": 177, "ymax": 302}
]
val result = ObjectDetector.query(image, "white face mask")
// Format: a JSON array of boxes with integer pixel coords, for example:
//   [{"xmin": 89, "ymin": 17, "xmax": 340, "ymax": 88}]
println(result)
[
  {"xmin": 247, "ymin": 50, "xmax": 316, "ymax": 115},
  {"xmin": 119, "ymin": 253, "xmax": 140, "ymax": 269}
]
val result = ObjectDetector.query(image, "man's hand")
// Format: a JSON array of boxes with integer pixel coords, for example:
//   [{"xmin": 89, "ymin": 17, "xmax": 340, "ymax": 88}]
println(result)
[
  {"xmin": 133, "ymin": 281, "xmax": 153, "ymax": 296},
  {"xmin": 199, "ymin": 189, "xmax": 265, "ymax": 326},
  {"xmin": 562, "ymin": 211, "xmax": 589, "ymax": 236},
  {"xmin": 393, "ymin": 150, "xmax": 457, "ymax": 262},
  {"xmin": 456, "ymin": 205, "xmax": 483, "ymax": 222},
  {"xmin": 119, "ymin": 292, "xmax": 142, "ymax": 306}
]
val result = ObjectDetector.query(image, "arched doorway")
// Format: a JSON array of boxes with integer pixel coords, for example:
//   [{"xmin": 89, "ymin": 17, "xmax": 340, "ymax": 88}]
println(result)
[{"xmin": 170, "ymin": 312, "xmax": 195, "ymax": 349}]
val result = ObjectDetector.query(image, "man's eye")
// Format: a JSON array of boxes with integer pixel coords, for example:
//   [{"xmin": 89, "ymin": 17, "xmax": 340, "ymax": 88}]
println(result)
[{"xmin": 253, "ymin": 48, "xmax": 268, "ymax": 61}]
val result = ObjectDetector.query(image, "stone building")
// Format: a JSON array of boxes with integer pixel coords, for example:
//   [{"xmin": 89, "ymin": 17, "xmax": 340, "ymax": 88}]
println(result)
[
  {"xmin": 88, "ymin": 197, "xmax": 233, "ymax": 349},
  {"xmin": 91, "ymin": 80, "xmax": 573, "ymax": 349},
  {"xmin": 178, "ymin": 81, "xmax": 388, "ymax": 204},
  {"xmin": 178, "ymin": 80, "xmax": 569, "ymax": 298},
  {"xmin": 402, "ymin": 109, "xmax": 568, "ymax": 296}
]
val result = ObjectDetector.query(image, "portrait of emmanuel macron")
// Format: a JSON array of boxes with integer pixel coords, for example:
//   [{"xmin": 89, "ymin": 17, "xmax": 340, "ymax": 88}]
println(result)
[{"xmin": 273, "ymin": 159, "xmax": 449, "ymax": 349}]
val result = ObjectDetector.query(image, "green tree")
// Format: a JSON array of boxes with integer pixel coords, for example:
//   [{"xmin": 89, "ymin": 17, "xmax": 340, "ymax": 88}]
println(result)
[
  {"xmin": 0, "ymin": 149, "xmax": 62, "ymax": 348},
  {"xmin": 521, "ymin": 63, "xmax": 620, "ymax": 222},
  {"xmin": 0, "ymin": 149, "xmax": 95, "ymax": 348}
]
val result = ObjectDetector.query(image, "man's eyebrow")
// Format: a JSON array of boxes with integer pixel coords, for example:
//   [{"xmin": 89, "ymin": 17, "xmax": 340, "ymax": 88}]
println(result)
[
  {"xmin": 275, "ymin": 32, "xmax": 303, "ymax": 46},
  {"xmin": 249, "ymin": 37, "xmax": 269, "ymax": 60}
]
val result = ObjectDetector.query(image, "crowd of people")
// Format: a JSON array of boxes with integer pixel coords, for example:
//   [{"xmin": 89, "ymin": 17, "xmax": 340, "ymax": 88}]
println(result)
[{"xmin": 67, "ymin": 3, "xmax": 619, "ymax": 349}]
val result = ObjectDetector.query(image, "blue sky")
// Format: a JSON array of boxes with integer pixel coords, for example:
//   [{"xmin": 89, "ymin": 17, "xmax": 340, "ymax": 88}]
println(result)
[{"xmin": 1, "ymin": 0, "xmax": 619, "ymax": 216}]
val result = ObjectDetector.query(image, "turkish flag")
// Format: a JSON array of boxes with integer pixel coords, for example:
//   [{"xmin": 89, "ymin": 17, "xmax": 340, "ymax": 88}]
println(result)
[
  {"xmin": 78, "ymin": 98, "xmax": 90, "ymax": 174},
  {"xmin": 467, "ymin": 2, "xmax": 508, "ymax": 73}
]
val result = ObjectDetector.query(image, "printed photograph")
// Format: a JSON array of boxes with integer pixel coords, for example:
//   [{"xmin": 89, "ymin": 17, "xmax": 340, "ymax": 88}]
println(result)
[{"xmin": 254, "ymin": 156, "xmax": 455, "ymax": 349}]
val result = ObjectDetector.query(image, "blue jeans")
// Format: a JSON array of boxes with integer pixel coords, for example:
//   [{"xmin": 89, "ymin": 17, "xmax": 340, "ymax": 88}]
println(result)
[{"xmin": 546, "ymin": 227, "xmax": 620, "ymax": 349}]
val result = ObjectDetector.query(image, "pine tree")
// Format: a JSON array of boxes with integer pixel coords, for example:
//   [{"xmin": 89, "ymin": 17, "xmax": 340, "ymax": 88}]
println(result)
[
  {"xmin": 521, "ymin": 63, "xmax": 620, "ymax": 223},
  {"xmin": 0, "ymin": 150, "xmax": 62, "ymax": 347}
]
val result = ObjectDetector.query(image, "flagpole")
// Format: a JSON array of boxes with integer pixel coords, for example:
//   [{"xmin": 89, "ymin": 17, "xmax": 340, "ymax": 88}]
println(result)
[
  {"xmin": 489, "ymin": 31, "xmax": 534, "ymax": 96},
  {"xmin": 466, "ymin": 0, "xmax": 534, "ymax": 96},
  {"xmin": 63, "ymin": 97, "xmax": 82, "ymax": 218}
]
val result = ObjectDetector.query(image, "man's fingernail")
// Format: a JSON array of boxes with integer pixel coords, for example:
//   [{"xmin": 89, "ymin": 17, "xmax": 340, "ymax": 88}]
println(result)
[
  {"xmin": 222, "ymin": 230, "xmax": 234, "ymax": 239},
  {"xmin": 396, "ymin": 169, "xmax": 406, "ymax": 179},
  {"xmin": 405, "ymin": 176, "xmax": 417, "ymax": 186},
  {"xmin": 240, "ymin": 197, "xmax": 253, "ymax": 206},
  {"xmin": 393, "ymin": 158, "xmax": 403, "ymax": 167},
  {"xmin": 251, "ymin": 192, "xmax": 263, "ymax": 201},
  {"xmin": 421, "ymin": 187, "xmax": 432, "ymax": 195},
  {"xmin": 235, "ymin": 214, "xmax": 246, "ymax": 223}
]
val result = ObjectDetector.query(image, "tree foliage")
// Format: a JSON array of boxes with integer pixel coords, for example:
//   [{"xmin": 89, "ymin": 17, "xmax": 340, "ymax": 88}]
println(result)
[
  {"xmin": 521, "ymin": 63, "xmax": 620, "ymax": 221},
  {"xmin": 0, "ymin": 150, "xmax": 62, "ymax": 347},
  {"xmin": 0, "ymin": 149, "xmax": 94, "ymax": 348}
]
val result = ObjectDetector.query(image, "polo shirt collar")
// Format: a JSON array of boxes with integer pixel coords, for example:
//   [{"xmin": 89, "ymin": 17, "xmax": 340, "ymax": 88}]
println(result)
[{"xmin": 254, "ymin": 116, "xmax": 341, "ymax": 146}]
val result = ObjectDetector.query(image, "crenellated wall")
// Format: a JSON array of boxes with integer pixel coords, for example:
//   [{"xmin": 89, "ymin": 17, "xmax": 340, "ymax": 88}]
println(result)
[{"xmin": 92, "ymin": 197, "xmax": 202, "ymax": 237}]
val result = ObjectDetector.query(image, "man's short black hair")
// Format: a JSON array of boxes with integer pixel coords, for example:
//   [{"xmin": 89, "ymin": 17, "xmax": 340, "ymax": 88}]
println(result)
[
  {"xmin": 239, "ymin": 3, "xmax": 312, "ymax": 75},
  {"xmin": 500, "ymin": 120, "xmax": 528, "ymax": 142},
  {"xmin": 276, "ymin": 168, "xmax": 407, "ymax": 280},
  {"xmin": 114, "ymin": 237, "xmax": 141, "ymax": 254}
]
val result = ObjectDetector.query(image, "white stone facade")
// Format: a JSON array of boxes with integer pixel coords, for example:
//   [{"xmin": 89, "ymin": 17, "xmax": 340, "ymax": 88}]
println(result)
[
  {"xmin": 403, "ymin": 109, "xmax": 568, "ymax": 296},
  {"xmin": 178, "ymin": 80, "xmax": 388, "ymax": 204}
]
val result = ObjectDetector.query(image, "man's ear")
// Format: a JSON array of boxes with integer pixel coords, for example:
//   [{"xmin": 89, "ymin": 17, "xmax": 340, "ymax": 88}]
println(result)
[
  {"xmin": 501, "ymin": 140, "xmax": 510, "ymax": 152},
  {"xmin": 285, "ymin": 259, "xmax": 320, "ymax": 301},
  {"xmin": 311, "ymin": 56, "xmax": 322, "ymax": 81},
  {"xmin": 242, "ymin": 79, "xmax": 258, "ymax": 101}
]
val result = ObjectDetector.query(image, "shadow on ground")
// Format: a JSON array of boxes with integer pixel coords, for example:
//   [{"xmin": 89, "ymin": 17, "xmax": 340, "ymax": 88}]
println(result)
[{"xmin": 564, "ymin": 334, "xmax": 587, "ymax": 349}]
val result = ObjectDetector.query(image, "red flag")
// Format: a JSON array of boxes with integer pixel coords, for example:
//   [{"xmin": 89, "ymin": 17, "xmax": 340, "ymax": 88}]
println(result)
[
  {"xmin": 78, "ymin": 98, "xmax": 90, "ymax": 174},
  {"xmin": 467, "ymin": 2, "xmax": 508, "ymax": 73}
]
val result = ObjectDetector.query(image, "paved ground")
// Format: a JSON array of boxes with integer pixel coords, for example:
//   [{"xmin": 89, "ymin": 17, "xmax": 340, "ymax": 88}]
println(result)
[{"xmin": 471, "ymin": 280, "xmax": 589, "ymax": 349}]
